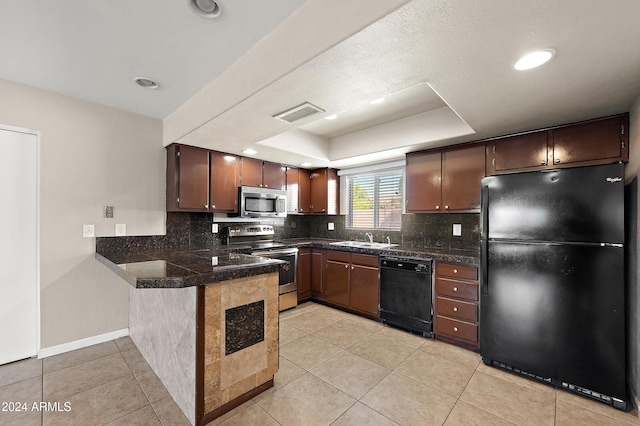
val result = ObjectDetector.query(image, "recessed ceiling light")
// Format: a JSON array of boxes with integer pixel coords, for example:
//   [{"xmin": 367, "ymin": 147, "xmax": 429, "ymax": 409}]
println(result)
[
  {"xmin": 190, "ymin": 0, "xmax": 221, "ymax": 18},
  {"xmin": 301, "ymin": 162, "xmax": 312, "ymax": 167},
  {"xmin": 325, "ymin": 114, "xmax": 338, "ymax": 120},
  {"xmin": 134, "ymin": 77, "xmax": 159, "ymax": 89},
  {"xmin": 242, "ymin": 148, "xmax": 257, "ymax": 155},
  {"xmin": 369, "ymin": 97, "xmax": 386, "ymax": 105},
  {"xmin": 513, "ymin": 49, "xmax": 555, "ymax": 71}
]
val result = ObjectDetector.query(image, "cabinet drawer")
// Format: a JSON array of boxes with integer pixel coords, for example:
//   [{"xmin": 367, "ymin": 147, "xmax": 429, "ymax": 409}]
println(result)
[
  {"xmin": 436, "ymin": 316, "xmax": 478, "ymax": 343},
  {"xmin": 436, "ymin": 263, "xmax": 478, "ymax": 280},
  {"xmin": 436, "ymin": 278, "xmax": 478, "ymax": 301},
  {"xmin": 436, "ymin": 297, "xmax": 478, "ymax": 322},
  {"xmin": 351, "ymin": 253, "xmax": 379, "ymax": 267},
  {"xmin": 327, "ymin": 250, "xmax": 350, "ymax": 262}
]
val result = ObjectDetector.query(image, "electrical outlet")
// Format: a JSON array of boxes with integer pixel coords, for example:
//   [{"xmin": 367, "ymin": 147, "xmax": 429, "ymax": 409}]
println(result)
[
  {"xmin": 211, "ymin": 256, "xmax": 218, "ymax": 266},
  {"xmin": 104, "ymin": 206, "xmax": 114, "ymax": 218},
  {"xmin": 328, "ymin": 222, "xmax": 335, "ymax": 231},
  {"xmin": 82, "ymin": 224, "xmax": 95, "ymax": 238},
  {"xmin": 212, "ymin": 224, "xmax": 219, "ymax": 233},
  {"xmin": 453, "ymin": 223, "xmax": 462, "ymax": 237},
  {"xmin": 115, "ymin": 224, "xmax": 126, "ymax": 236}
]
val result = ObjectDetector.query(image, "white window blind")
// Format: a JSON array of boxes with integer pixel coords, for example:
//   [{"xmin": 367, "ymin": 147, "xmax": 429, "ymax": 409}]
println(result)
[{"xmin": 345, "ymin": 168, "xmax": 403, "ymax": 230}]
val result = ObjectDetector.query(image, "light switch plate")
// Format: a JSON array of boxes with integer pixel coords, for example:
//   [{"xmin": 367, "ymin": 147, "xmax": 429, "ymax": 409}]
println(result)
[
  {"xmin": 211, "ymin": 256, "xmax": 218, "ymax": 266},
  {"xmin": 82, "ymin": 224, "xmax": 95, "ymax": 238},
  {"xmin": 212, "ymin": 224, "xmax": 219, "ymax": 233},
  {"xmin": 328, "ymin": 222, "xmax": 335, "ymax": 231},
  {"xmin": 453, "ymin": 223, "xmax": 462, "ymax": 237},
  {"xmin": 104, "ymin": 206, "xmax": 114, "ymax": 218},
  {"xmin": 115, "ymin": 224, "xmax": 126, "ymax": 236}
]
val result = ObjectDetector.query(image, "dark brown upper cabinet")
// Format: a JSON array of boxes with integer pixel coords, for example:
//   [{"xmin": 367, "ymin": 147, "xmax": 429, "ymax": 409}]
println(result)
[
  {"xmin": 286, "ymin": 167, "xmax": 311, "ymax": 213},
  {"xmin": 240, "ymin": 158, "xmax": 285, "ymax": 189},
  {"xmin": 166, "ymin": 144, "xmax": 239, "ymax": 213},
  {"xmin": 406, "ymin": 143, "xmax": 485, "ymax": 213},
  {"xmin": 310, "ymin": 168, "xmax": 340, "ymax": 214},
  {"xmin": 486, "ymin": 113, "xmax": 629, "ymax": 175}
]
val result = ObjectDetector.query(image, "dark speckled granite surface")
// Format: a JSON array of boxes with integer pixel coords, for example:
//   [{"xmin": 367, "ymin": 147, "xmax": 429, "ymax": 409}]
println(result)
[
  {"xmin": 96, "ymin": 248, "xmax": 284, "ymax": 289},
  {"xmin": 277, "ymin": 239, "xmax": 479, "ymax": 265}
]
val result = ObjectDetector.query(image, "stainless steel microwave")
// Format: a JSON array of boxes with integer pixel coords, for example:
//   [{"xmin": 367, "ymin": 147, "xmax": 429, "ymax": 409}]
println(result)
[{"xmin": 239, "ymin": 186, "xmax": 287, "ymax": 218}]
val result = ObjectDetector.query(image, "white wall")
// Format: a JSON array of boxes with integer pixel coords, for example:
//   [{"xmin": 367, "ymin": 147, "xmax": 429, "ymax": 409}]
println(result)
[
  {"xmin": 0, "ymin": 79, "xmax": 165, "ymax": 348},
  {"xmin": 625, "ymin": 94, "xmax": 640, "ymax": 407}
]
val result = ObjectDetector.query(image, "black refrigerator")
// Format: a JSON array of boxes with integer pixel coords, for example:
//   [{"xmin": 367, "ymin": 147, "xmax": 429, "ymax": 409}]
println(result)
[{"xmin": 480, "ymin": 163, "xmax": 627, "ymax": 409}]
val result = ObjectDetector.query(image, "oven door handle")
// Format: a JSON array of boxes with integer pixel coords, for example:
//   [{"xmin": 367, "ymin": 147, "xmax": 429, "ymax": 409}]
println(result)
[{"xmin": 251, "ymin": 248, "xmax": 299, "ymax": 256}]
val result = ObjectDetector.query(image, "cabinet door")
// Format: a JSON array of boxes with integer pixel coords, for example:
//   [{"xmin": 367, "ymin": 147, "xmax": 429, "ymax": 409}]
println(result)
[
  {"xmin": 442, "ymin": 144, "xmax": 485, "ymax": 212},
  {"xmin": 240, "ymin": 157, "xmax": 263, "ymax": 187},
  {"xmin": 326, "ymin": 260, "xmax": 350, "ymax": 307},
  {"xmin": 299, "ymin": 169, "xmax": 311, "ymax": 213},
  {"xmin": 310, "ymin": 169, "xmax": 327, "ymax": 213},
  {"xmin": 297, "ymin": 248, "xmax": 311, "ymax": 301},
  {"xmin": 263, "ymin": 161, "xmax": 285, "ymax": 190},
  {"xmin": 349, "ymin": 264, "xmax": 379, "ymax": 316},
  {"xmin": 286, "ymin": 168, "xmax": 301, "ymax": 213},
  {"xmin": 552, "ymin": 115, "xmax": 627, "ymax": 166},
  {"xmin": 489, "ymin": 131, "xmax": 549, "ymax": 174},
  {"xmin": 406, "ymin": 151, "xmax": 442, "ymax": 212},
  {"xmin": 310, "ymin": 250, "xmax": 326, "ymax": 300},
  {"xmin": 178, "ymin": 145, "xmax": 209, "ymax": 210},
  {"xmin": 209, "ymin": 152, "xmax": 238, "ymax": 212}
]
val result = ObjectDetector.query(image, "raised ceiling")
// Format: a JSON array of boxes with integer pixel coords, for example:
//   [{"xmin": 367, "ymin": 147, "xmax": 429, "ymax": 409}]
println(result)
[{"xmin": 3, "ymin": 0, "xmax": 640, "ymax": 169}]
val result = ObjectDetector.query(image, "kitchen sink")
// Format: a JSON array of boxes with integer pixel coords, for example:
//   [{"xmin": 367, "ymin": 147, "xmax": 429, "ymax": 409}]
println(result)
[{"xmin": 329, "ymin": 241, "xmax": 398, "ymax": 249}]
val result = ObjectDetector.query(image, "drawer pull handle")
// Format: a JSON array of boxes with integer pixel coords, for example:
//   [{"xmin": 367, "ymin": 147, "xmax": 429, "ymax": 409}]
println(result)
[
  {"xmin": 453, "ymin": 287, "xmax": 458, "ymax": 292},
  {"xmin": 453, "ymin": 269, "xmax": 458, "ymax": 273},
  {"xmin": 345, "ymin": 264, "xmax": 348, "ymax": 269},
  {"xmin": 453, "ymin": 307, "xmax": 458, "ymax": 312},
  {"xmin": 453, "ymin": 327, "xmax": 459, "ymax": 332}
]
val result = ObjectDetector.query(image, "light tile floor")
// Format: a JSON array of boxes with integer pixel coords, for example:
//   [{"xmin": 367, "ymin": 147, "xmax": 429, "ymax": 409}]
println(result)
[{"xmin": 1, "ymin": 301, "xmax": 639, "ymax": 425}]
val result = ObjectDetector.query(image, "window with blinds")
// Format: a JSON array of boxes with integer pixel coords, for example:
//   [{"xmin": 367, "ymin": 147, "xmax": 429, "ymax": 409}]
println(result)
[{"xmin": 345, "ymin": 168, "xmax": 403, "ymax": 230}]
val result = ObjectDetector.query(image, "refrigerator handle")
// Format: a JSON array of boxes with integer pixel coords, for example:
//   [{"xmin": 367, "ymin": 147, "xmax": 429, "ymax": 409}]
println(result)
[
  {"xmin": 481, "ymin": 238, "xmax": 488, "ymax": 294},
  {"xmin": 481, "ymin": 184, "xmax": 489, "ymax": 294},
  {"xmin": 481, "ymin": 184, "xmax": 489, "ymax": 239}
]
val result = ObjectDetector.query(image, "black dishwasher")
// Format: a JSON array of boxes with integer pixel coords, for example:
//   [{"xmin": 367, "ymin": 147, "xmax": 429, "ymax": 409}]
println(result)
[{"xmin": 379, "ymin": 256, "xmax": 433, "ymax": 337}]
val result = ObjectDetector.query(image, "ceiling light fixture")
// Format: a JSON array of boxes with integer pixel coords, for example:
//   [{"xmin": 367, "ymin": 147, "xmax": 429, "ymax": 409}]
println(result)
[
  {"xmin": 190, "ymin": 0, "xmax": 221, "ymax": 18},
  {"xmin": 513, "ymin": 49, "xmax": 555, "ymax": 71},
  {"xmin": 133, "ymin": 77, "xmax": 159, "ymax": 89},
  {"xmin": 369, "ymin": 97, "xmax": 386, "ymax": 105},
  {"xmin": 242, "ymin": 148, "xmax": 257, "ymax": 155},
  {"xmin": 325, "ymin": 114, "xmax": 338, "ymax": 120}
]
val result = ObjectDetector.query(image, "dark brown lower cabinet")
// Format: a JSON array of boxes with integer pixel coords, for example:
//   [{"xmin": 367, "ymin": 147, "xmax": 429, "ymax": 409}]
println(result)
[
  {"xmin": 310, "ymin": 249, "xmax": 326, "ymax": 301},
  {"xmin": 323, "ymin": 250, "xmax": 379, "ymax": 318},
  {"xmin": 297, "ymin": 248, "xmax": 311, "ymax": 302},
  {"xmin": 434, "ymin": 262, "xmax": 479, "ymax": 350}
]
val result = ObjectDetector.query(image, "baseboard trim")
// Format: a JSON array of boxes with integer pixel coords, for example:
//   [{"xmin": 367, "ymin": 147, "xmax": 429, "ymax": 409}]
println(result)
[{"xmin": 38, "ymin": 328, "xmax": 129, "ymax": 359}]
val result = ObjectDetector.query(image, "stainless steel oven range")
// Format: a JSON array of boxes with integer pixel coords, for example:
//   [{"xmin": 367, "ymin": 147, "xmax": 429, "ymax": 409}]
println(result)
[{"xmin": 226, "ymin": 225, "xmax": 298, "ymax": 311}]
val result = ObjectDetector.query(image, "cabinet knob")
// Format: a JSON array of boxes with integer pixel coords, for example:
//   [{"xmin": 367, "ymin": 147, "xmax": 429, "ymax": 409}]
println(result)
[
  {"xmin": 453, "ymin": 307, "xmax": 458, "ymax": 312},
  {"xmin": 435, "ymin": 205, "xmax": 440, "ymax": 210},
  {"xmin": 555, "ymin": 159, "xmax": 561, "ymax": 164},
  {"xmin": 444, "ymin": 205, "xmax": 449, "ymax": 210},
  {"xmin": 453, "ymin": 327, "xmax": 459, "ymax": 332},
  {"xmin": 540, "ymin": 161, "xmax": 546, "ymax": 165},
  {"xmin": 204, "ymin": 204, "xmax": 209, "ymax": 209},
  {"xmin": 264, "ymin": 184, "xmax": 269, "ymax": 188},
  {"xmin": 351, "ymin": 265, "xmax": 354, "ymax": 270},
  {"xmin": 211, "ymin": 205, "xmax": 215, "ymax": 209},
  {"xmin": 322, "ymin": 209, "xmax": 326, "ymax": 212},
  {"xmin": 345, "ymin": 264, "xmax": 348, "ymax": 269},
  {"xmin": 453, "ymin": 269, "xmax": 458, "ymax": 274},
  {"xmin": 453, "ymin": 287, "xmax": 458, "ymax": 292}
]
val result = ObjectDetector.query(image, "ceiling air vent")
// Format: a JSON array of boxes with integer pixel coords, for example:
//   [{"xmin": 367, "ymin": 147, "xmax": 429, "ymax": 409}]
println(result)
[{"xmin": 272, "ymin": 102, "xmax": 325, "ymax": 123}]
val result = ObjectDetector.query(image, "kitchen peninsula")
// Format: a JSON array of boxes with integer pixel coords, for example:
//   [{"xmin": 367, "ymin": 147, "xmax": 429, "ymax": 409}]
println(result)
[{"xmin": 96, "ymin": 248, "xmax": 282, "ymax": 426}]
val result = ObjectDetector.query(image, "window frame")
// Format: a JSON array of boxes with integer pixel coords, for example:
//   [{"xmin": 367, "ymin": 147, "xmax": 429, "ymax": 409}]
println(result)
[{"xmin": 342, "ymin": 165, "xmax": 404, "ymax": 231}]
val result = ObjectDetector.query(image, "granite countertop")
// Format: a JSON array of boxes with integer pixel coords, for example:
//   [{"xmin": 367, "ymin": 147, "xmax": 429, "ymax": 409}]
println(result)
[
  {"xmin": 96, "ymin": 248, "xmax": 284, "ymax": 289},
  {"xmin": 275, "ymin": 238, "xmax": 480, "ymax": 265}
]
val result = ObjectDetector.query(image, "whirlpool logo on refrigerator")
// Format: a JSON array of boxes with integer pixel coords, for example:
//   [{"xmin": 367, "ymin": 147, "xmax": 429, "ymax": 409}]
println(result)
[{"xmin": 606, "ymin": 177, "xmax": 622, "ymax": 183}]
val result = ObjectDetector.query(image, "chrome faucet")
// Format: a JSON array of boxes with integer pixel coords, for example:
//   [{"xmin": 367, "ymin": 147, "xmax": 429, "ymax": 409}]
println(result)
[{"xmin": 365, "ymin": 232, "xmax": 374, "ymax": 243}]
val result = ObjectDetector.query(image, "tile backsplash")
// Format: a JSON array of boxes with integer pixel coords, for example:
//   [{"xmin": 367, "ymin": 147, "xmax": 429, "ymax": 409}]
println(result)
[{"xmin": 97, "ymin": 212, "xmax": 480, "ymax": 253}]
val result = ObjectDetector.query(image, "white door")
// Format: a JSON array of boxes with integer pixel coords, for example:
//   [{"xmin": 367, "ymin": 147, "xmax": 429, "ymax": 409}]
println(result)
[{"xmin": 0, "ymin": 126, "xmax": 38, "ymax": 365}]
